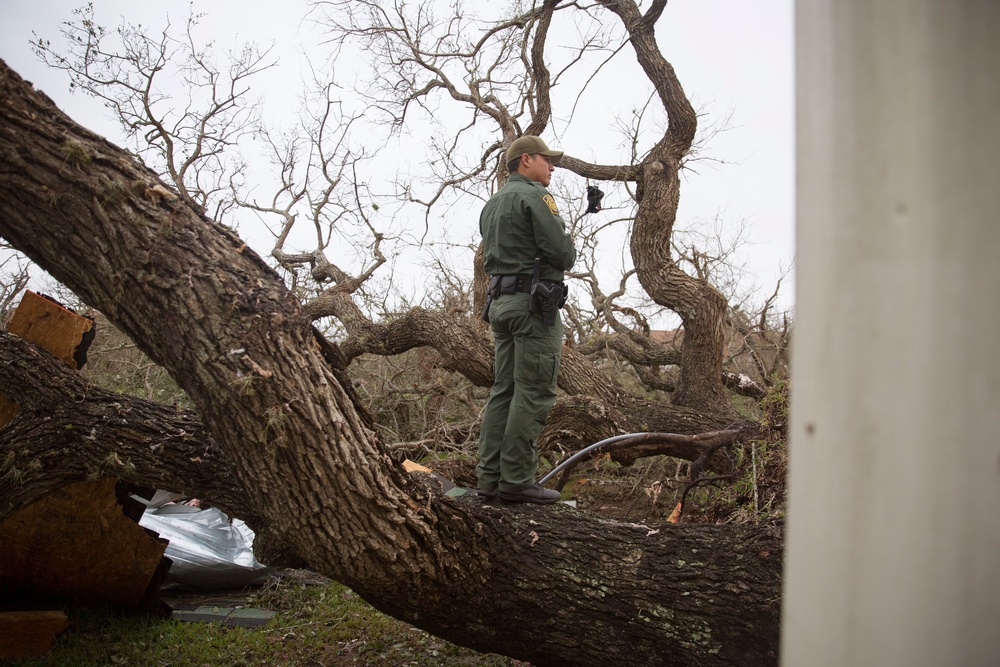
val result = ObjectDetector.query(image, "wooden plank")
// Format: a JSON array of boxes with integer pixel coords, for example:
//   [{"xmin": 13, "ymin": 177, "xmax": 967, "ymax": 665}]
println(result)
[
  {"xmin": 7, "ymin": 290, "xmax": 94, "ymax": 368},
  {"xmin": 0, "ymin": 478, "xmax": 167, "ymax": 608},
  {"xmin": 0, "ymin": 611, "xmax": 70, "ymax": 659}
]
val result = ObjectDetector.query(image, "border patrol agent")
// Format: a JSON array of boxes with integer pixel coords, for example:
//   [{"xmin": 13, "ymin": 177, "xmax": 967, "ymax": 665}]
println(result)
[{"xmin": 477, "ymin": 136, "xmax": 577, "ymax": 504}]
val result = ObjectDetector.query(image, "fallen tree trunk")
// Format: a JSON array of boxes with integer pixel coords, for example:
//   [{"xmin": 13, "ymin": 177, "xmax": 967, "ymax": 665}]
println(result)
[
  {"xmin": 0, "ymin": 331, "xmax": 249, "ymax": 522},
  {"xmin": 0, "ymin": 59, "xmax": 781, "ymax": 666}
]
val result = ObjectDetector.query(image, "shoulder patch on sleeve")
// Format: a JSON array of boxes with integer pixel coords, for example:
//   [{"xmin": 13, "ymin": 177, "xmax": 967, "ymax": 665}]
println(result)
[{"xmin": 542, "ymin": 194, "xmax": 559, "ymax": 215}]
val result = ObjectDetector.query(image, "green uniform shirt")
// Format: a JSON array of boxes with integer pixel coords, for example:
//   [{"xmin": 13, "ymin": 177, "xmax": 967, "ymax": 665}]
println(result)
[{"xmin": 480, "ymin": 173, "xmax": 576, "ymax": 282}]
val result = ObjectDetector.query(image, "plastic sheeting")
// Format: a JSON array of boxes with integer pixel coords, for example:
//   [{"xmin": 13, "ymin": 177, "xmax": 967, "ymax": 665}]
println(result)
[{"xmin": 137, "ymin": 497, "xmax": 273, "ymax": 591}]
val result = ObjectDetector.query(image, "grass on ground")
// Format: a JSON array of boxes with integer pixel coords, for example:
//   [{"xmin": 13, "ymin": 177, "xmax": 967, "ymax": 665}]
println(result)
[{"xmin": 8, "ymin": 574, "xmax": 514, "ymax": 667}]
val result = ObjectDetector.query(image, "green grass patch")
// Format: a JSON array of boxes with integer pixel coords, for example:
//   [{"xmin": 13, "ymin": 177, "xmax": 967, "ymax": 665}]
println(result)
[{"xmin": 10, "ymin": 577, "xmax": 514, "ymax": 666}]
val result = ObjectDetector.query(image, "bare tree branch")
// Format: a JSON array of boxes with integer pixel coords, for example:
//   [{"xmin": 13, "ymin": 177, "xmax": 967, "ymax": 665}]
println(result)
[{"xmin": 32, "ymin": 5, "xmax": 272, "ymax": 221}]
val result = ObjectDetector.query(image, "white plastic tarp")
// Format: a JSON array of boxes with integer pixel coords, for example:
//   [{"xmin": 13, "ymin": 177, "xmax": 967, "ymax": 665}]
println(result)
[{"xmin": 137, "ymin": 495, "xmax": 272, "ymax": 590}]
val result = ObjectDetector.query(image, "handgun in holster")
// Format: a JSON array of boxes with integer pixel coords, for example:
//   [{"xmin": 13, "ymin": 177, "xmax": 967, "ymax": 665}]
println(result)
[
  {"xmin": 535, "ymin": 283, "xmax": 560, "ymax": 325},
  {"xmin": 529, "ymin": 258, "xmax": 565, "ymax": 326}
]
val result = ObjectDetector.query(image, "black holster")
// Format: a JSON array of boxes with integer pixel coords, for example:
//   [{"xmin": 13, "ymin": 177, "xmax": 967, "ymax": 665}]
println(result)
[{"xmin": 530, "ymin": 280, "xmax": 568, "ymax": 326}]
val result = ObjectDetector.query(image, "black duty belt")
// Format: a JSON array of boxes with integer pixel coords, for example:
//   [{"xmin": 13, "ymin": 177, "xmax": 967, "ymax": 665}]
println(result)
[
  {"xmin": 490, "ymin": 274, "xmax": 566, "ymax": 297},
  {"xmin": 500, "ymin": 275, "xmax": 534, "ymax": 294}
]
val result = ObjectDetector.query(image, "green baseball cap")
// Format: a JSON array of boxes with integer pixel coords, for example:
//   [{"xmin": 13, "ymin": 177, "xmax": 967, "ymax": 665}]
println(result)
[{"xmin": 505, "ymin": 135, "xmax": 564, "ymax": 164}]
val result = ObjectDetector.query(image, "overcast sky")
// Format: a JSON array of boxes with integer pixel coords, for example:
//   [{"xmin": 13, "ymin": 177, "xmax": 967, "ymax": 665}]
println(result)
[{"xmin": 0, "ymin": 0, "xmax": 794, "ymax": 315}]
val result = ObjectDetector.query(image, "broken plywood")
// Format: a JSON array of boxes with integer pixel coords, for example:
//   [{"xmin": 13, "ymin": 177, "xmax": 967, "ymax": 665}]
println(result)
[
  {"xmin": 0, "ymin": 477, "xmax": 167, "ymax": 608},
  {"xmin": 7, "ymin": 290, "xmax": 94, "ymax": 368}
]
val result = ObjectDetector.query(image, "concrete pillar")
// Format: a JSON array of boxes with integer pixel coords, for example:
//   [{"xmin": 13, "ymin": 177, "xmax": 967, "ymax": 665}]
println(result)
[{"xmin": 784, "ymin": 2, "xmax": 1000, "ymax": 665}]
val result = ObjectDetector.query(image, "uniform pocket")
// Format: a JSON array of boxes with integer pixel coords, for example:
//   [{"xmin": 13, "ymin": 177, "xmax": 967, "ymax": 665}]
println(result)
[
  {"xmin": 514, "ymin": 329, "xmax": 560, "ymax": 389},
  {"xmin": 514, "ymin": 348, "xmax": 558, "ymax": 388}
]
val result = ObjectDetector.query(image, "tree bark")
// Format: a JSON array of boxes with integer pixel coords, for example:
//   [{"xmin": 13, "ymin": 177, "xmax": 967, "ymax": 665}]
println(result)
[
  {"xmin": 592, "ymin": 0, "xmax": 735, "ymax": 416},
  {"xmin": 0, "ymin": 59, "xmax": 780, "ymax": 666},
  {"xmin": 0, "ymin": 332, "xmax": 244, "ymax": 516}
]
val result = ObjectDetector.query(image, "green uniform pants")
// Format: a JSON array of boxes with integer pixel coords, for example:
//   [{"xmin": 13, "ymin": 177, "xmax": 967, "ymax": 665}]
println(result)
[{"xmin": 477, "ymin": 292, "xmax": 563, "ymax": 493}]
